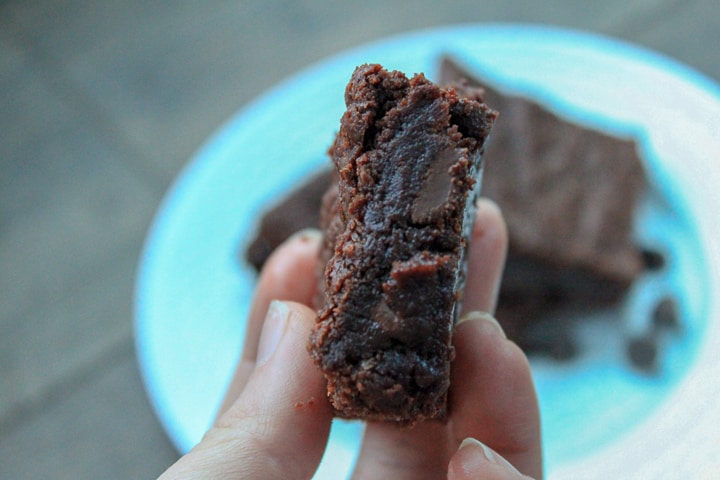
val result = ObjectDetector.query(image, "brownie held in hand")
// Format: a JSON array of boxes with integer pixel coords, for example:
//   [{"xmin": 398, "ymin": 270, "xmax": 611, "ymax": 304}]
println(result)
[{"xmin": 309, "ymin": 64, "xmax": 496, "ymax": 423}]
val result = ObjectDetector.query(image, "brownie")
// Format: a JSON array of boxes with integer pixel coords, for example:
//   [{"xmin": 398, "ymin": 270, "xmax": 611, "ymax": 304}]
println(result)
[
  {"xmin": 439, "ymin": 58, "xmax": 648, "ymax": 352},
  {"xmin": 245, "ymin": 169, "xmax": 332, "ymax": 271},
  {"xmin": 308, "ymin": 64, "xmax": 496, "ymax": 423},
  {"xmin": 242, "ymin": 57, "xmax": 661, "ymax": 369}
]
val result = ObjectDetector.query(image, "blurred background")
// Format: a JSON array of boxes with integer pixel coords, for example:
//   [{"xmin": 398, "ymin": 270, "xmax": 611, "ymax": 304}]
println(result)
[{"xmin": 1, "ymin": 1, "xmax": 718, "ymax": 478}]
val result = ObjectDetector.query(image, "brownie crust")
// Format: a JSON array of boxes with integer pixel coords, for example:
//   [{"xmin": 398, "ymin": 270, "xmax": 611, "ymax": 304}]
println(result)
[{"xmin": 309, "ymin": 64, "xmax": 496, "ymax": 423}]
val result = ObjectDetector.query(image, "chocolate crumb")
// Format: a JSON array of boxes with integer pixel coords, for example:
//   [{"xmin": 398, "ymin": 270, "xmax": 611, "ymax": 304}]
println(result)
[
  {"xmin": 628, "ymin": 336, "xmax": 658, "ymax": 371},
  {"xmin": 653, "ymin": 296, "xmax": 680, "ymax": 331}
]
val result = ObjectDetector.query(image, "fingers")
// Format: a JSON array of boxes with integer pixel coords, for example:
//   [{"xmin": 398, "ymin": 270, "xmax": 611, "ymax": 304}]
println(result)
[
  {"xmin": 160, "ymin": 301, "xmax": 334, "ymax": 480},
  {"xmin": 449, "ymin": 312, "xmax": 543, "ymax": 479},
  {"xmin": 448, "ymin": 438, "xmax": 535, "ymax": 480},
  {"xmin": 217, "ymin": 229, "xmax": 322, "ymax": 416},
  {"xmin": 244, "ymin": 229, "xmax": 322, "ymax": 362},
  {"xmin": 461, "ymin": 198, "xmax": 508, "ymax": 315},
  {"xmin": 349, "ymin": 199, "xmax": 509, "ymax": 480},
  {"xmin": 351, "ymin": 422, "xmax": 452, "ymax": 480}
]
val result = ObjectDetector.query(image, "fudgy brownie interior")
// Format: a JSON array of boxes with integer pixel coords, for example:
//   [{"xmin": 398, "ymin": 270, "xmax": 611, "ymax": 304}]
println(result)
[{"xmin": 309, "ymin": 64, "xmax": 496, "ymax": 422}]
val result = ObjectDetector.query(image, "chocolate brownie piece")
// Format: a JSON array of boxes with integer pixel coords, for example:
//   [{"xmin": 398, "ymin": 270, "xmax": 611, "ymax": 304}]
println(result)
[
  {"xmin": 439, "ymin": 58, "xmax": 648, "ymax": 352},
  {"xmin": 245, "ymin": 169, "xmax": 332, "ymax": 271},
  {"xmin": 309, "ymin": 64, "xmax": 496, "ymax": 423}
]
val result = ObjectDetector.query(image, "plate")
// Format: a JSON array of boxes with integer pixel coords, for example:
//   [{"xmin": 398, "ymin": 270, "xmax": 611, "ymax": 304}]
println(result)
[{"xmin": 135, "ymin": 24, "xmax": 720, "ymax": 478}]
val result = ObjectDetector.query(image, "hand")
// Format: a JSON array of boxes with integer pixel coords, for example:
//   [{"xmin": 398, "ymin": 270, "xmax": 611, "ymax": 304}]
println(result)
[{"xmin": 158, "ymin": 199, "xmax": 542, "ymax": 479}]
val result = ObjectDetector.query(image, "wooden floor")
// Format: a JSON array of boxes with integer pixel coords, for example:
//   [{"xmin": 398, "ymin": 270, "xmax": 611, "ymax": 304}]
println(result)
[{"xmin": 1, "ymin": 1, "xmax": 718, "ymax": 478}]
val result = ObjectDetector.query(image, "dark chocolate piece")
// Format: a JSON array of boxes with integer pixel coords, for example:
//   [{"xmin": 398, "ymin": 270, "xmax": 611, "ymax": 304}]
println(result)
[
  {"xmin": 652, "ymin": 296, "xmax": 680, "ymax": 330},
  {"xmin": 627, "ymin": 335, "xmax": 658, "ymax": 372},
  {"xmin": 627, "ymin": 294, "xmax": 681, "ymax": 372},
  {"xmin": 309, "ymin": 64, "xmax": 496, "ymax": 422}
]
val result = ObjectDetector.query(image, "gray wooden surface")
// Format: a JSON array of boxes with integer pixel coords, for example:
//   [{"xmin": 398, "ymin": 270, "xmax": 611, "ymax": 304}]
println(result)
[{"xmin": 1, "ymin": 1, "xmax": 718, "ymax": 478}]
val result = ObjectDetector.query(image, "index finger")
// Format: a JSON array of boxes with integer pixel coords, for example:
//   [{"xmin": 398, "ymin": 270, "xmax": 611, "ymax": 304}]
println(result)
[
  {"xmin": 449, "ymin": 312, "xmax": 543, "ymax": 479},
  {"xmin": 216, "ymin": 229, "xmax": 322, "ymax": 418},
  {"xmin": 461, "ymin": 198, "xmax": 508, "ymax": 315}
]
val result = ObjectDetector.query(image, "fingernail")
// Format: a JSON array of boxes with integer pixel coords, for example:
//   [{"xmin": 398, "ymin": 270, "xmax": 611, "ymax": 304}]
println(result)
[
  {"xmin": 256, "ymin": 300, "xmax": 290, "ymax": 366},
  {"xmin": 288, "ymin": 228, "xmax": 323, "ymax": 244},
  {"xmin": 456, "ymin": 311, "xmax": 506, "ymax": 338},
  {"xmin": 459, "ymin": 438, "xmax": 523, "ymax": 475}
]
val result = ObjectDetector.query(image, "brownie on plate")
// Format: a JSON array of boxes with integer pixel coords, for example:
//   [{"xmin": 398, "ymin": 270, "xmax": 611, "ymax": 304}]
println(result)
[{"xmin": 439, "ymin": 58, "xmax": 647, "ymax": 355}]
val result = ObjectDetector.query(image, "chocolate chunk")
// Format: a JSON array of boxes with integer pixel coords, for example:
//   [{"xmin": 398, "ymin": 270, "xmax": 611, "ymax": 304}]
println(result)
[
  {"xmin": 627, "ymin": 335, "xmax": 658, "ymax": 372},
  {"xmin": 652, "ymin": 295, "xmax": 680, "ymax": 331},
  {"xmin": 411, "ymin": 147, "xmax": 460, "ymax": 223},
  {"xmin": 642, "ymin": 249, "xmax": 666, "ymax": 271}
]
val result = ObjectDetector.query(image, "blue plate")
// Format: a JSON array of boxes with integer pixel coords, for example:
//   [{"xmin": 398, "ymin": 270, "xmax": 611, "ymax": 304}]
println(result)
[{"xmin": 135, "ymin": 24, "xmax": 720, "ymax": 478}]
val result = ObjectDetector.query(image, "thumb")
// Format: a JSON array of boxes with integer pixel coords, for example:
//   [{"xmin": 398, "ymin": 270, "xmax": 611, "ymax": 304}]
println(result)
[
  {"xmin": 448, "ymin": 438, "xmax": 536, "ymax": 480},
  {"xmin": 159, "ymin": 301, "xmax": 334, "ymax": 480}
]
